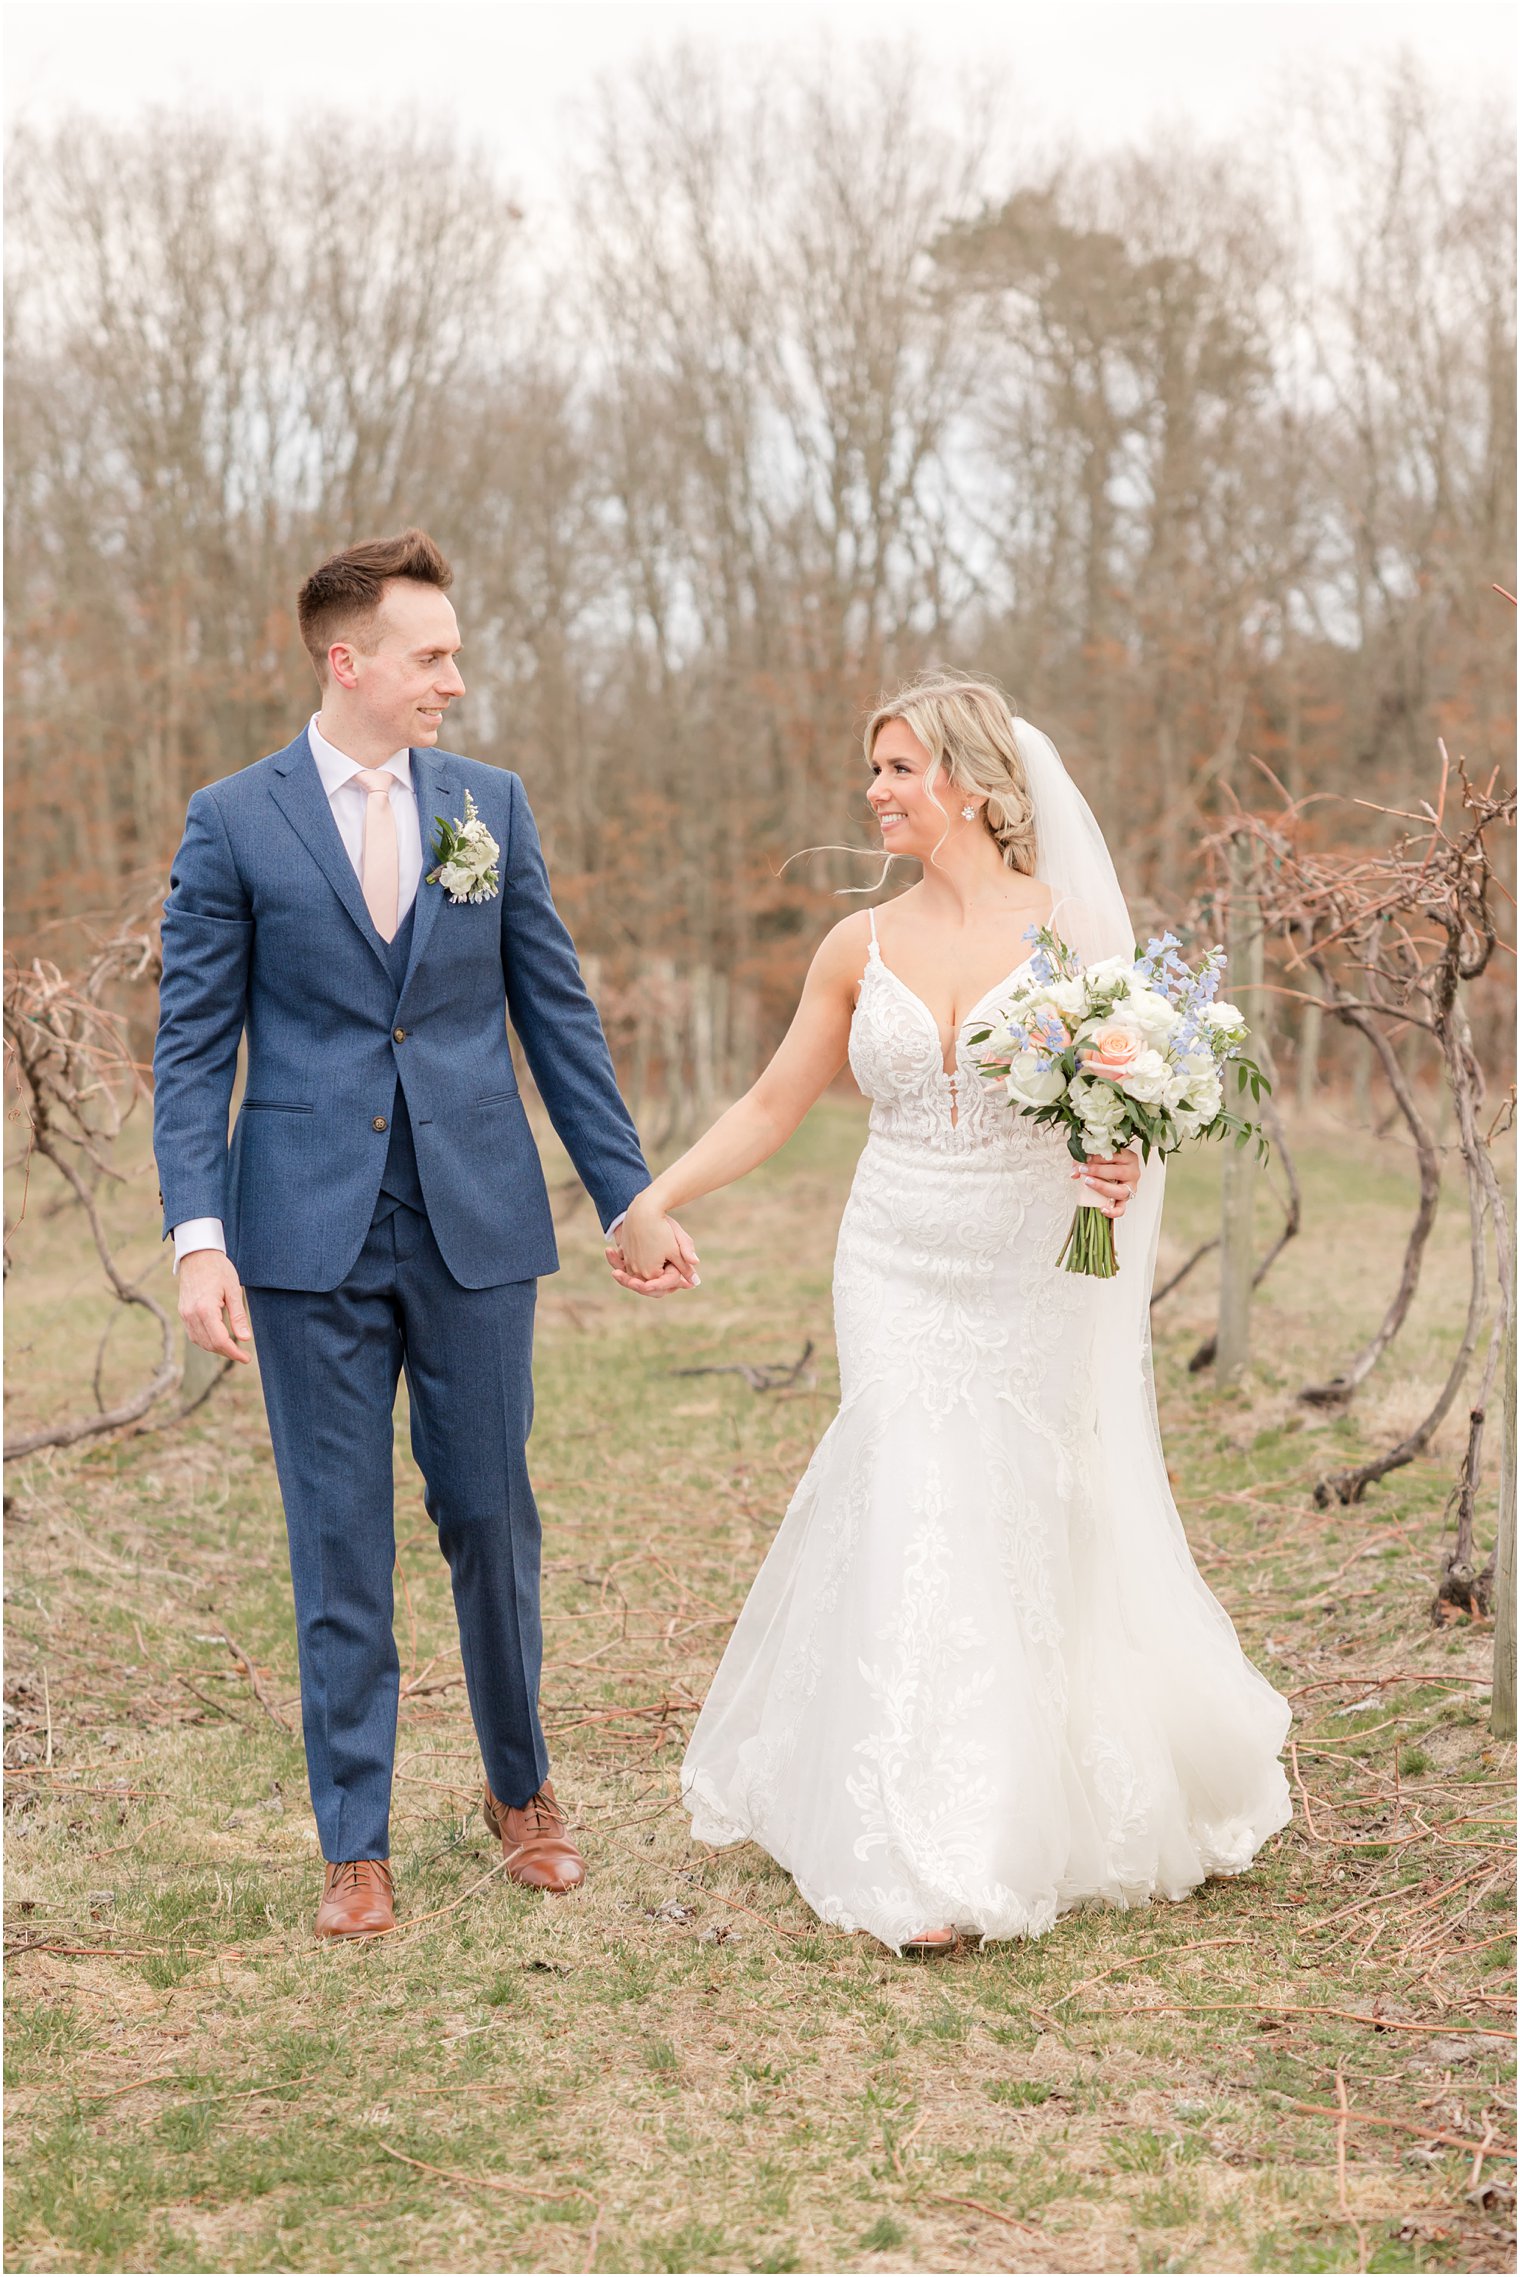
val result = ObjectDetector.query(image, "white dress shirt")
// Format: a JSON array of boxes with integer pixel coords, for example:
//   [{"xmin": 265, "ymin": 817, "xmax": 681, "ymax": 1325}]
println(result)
[
  {"xmin": 306, "ymin": 713, "xmax": 424, "ymax": 920},
  {"xmin": 171, "ymin": 718, "xmax": 419, "ymax": 1268}
]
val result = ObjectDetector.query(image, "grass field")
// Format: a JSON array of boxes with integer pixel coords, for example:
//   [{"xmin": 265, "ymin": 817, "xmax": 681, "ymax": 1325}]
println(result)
[{"xmin": 3, "ymin": 1093, "xmax": 1515, "ymax": 2275}]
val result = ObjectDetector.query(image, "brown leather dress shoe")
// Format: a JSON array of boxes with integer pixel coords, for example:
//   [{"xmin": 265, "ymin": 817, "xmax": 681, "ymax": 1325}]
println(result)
[
  {"xmin": 482, "ymin": 1779, "xmax": 586, "ymax": 1893},
  {"xmin": 314, "ymin": 1858, "xmax": 395, "ymax": 1938}
]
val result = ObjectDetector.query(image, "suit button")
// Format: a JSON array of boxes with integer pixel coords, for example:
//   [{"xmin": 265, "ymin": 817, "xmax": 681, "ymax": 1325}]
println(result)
[
  {"xmin": 393, "ymin": 1027, "xmax": 407, "ymax": 1043},
  {"xmin": 372, "ymin": 1116, "xmax": 388, "ymax": 1133}
]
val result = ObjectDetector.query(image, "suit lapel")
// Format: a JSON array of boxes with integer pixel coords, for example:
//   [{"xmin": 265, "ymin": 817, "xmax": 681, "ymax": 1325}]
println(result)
[
  {"xmin": 400, "ymin": 748, "xmax": 455, "ymax": 995},
  {"xmin": 269, "ymin": 732, "xmax": 392, "ymax": 975}
]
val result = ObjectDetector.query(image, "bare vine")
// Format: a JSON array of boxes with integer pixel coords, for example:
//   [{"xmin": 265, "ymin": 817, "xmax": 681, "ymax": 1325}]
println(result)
[
  {"xmin": 1198, "ymin": 752, "xmax": 1515, "ymax": 1623},
  {"xmin": 2, "ymin": 895, "xmax": 225, "ymax": 1460}
]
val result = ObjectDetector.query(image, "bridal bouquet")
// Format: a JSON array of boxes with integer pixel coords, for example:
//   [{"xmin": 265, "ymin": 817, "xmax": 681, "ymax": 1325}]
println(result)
[{"xmin": 966, "ymin": 928, "xmax": 1269, "ymax": 1277}]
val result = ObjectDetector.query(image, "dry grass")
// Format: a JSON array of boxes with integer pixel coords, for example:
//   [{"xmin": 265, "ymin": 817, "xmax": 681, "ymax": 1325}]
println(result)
[{"xmin": 3, "ymin": 1096, "xmax": 1514, "ymax": 2274}]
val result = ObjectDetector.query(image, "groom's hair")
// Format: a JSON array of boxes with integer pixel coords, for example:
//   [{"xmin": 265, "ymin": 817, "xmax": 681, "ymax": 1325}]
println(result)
[{"xmin": 297, "ymin": 528, "xmax": 454, "ymax": 679}]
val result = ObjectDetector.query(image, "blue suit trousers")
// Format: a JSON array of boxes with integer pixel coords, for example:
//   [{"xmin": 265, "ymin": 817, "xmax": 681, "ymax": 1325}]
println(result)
[{"xmin": 246, "ymin": 1198, "xmax": 546, "ymax": 1862}]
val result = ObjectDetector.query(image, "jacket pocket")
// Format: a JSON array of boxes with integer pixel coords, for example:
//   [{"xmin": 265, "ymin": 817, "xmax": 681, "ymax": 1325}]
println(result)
[
  {"xmin": 475, "ymin": 1086, "xmax": 520, "ymax": 1108},
  {"xmin": 241, "ymin": 1100, "xmax": 314, "ymax": 1114}
]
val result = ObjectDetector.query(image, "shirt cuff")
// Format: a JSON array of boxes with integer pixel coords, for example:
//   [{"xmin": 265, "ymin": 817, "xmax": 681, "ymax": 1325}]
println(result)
[
  {"xmin": 172, "ymin": 1218, "xmax": 227, "ymax": 1272},
  {"xmin": 603, "ymin": 1209, "xmax": 628, "ymax": 1243}
]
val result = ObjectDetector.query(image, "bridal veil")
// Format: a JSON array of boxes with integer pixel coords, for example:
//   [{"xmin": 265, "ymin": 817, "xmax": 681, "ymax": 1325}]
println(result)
[{"xmin": 1015, "ymin": 715, "xmax": 1293, "ymax": 1817}]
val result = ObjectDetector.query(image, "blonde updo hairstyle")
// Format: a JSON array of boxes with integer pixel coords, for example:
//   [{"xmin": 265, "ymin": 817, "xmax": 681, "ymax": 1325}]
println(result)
[{"xmin": 864, "ymin": 672, "xmax": 1039, "ymax": 876}]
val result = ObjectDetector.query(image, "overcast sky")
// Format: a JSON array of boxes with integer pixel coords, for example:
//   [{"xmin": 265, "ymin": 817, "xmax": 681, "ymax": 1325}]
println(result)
[{"xmin": 6, "ymin": 0, "xmax": 1514, "ymax": 200}]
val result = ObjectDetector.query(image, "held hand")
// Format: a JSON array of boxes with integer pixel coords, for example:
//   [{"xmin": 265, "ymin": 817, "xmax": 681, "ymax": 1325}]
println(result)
[
  {"xmin": 178, "ymin": 1250, "xmax": 254, "ymax": 1363},
  {"xmin": 1072, "ymin": 1149, "xmax": 1142, "ymax": 1219},
  {"xmin": 605, "ymin": 1206, "xmax": 700, "ymax": 1298}
]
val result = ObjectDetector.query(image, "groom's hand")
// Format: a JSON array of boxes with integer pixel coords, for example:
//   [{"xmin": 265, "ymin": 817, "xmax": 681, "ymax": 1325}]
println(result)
[{"xmin": 178, "ymin": 1251, "xmax": 254, "ymax": 1363}]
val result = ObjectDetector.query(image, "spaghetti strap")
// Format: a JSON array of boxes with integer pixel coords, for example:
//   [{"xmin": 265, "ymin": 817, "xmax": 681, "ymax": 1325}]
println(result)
[{"xmin": 866, "ymin": 905, "xmax": 880, "ymax": 952}]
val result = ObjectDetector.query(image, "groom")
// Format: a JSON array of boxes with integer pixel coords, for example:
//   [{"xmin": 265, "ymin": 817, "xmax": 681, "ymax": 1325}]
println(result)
[{"xmin": 154, "ymin": 528, "xmax": 696, "ymax": 1936}]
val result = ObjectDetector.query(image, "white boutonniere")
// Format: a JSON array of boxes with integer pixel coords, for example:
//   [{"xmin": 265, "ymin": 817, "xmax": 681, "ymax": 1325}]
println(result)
[{"xmin": 427, "ymin": 789, "xmax": 500, "ymax": 904}]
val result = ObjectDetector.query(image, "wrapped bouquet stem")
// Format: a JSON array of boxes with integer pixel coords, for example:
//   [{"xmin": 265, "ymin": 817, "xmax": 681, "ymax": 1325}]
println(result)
[
  {"xmin": 1057, "ymin": 1190, "xmax": 1120, "ymax": 1278},
  {"xmin": 967, "ymin": 926, "xmax": 1270, "ymax": 1277}
]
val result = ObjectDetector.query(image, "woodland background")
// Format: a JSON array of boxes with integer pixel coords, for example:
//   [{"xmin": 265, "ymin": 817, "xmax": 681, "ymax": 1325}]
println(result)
[
  {"xmin": 5, "ymin": 46, "xmax": 1515, "ymax": 1117},
  {"xmin": 4, "ymin": 37, "xmax": 1517, "ymax": 2276}
]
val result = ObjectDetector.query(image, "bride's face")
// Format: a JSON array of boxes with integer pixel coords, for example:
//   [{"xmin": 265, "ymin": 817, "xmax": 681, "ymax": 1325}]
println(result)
[{"xmin": 867, "ymin": 719, "xmax": 969, "ymax": 859}]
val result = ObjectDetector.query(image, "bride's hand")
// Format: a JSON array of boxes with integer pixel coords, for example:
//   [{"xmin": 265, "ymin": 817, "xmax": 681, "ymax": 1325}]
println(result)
[
  {"xmin": 608, "ymin": 1196, "xmax": 700, "ymax": 1291},
  {"xmin": 1074, "ymin": 1149, "xmax": 1142, "ymax": 1218}
]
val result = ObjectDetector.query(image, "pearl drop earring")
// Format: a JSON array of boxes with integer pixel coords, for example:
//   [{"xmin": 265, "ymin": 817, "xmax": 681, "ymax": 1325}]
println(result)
[{"xmin": 960, "ymin": 803, "xmax": 977, "ymax": 821}]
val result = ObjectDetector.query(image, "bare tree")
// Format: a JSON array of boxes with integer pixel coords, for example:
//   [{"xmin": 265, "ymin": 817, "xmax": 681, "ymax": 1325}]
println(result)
[
  {"xmin": 5, "ymin": 115, "xmax": 523, "ymax": 930},
  {"xmin": 4, "ymin": 56, "xmax": 1512, "ymax": 1121}
]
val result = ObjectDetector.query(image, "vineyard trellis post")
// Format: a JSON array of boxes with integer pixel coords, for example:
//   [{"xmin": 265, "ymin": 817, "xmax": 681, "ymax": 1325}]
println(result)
[
  {"xmin": 1215, "ymin": 830, "xmax": 1265, "ymax": 1387},
  {"xmin": 1495, "ymin": 1294, "xmax": 1516, "ymax": 1739}
]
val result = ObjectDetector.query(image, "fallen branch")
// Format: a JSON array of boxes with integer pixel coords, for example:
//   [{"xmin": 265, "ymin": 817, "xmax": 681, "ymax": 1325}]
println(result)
[
  {"xmin": 372, "ymin": 1859, "xmax": 508, "ymax": 1944},
  {"xmin": 921, "ymin": 2192, "xmax": 1041, "ymax": 2236},
  {"xmin": 378, "ymin": 2142, "xmax": 593, "ymax": 2203},
  {"xmin": 1092, "ymin": 2000, "xmax": 1514, "ymax": 2040},
  {"xmin": 1286, "ymin": 1672, "xmax": 1494, "ymax": 1699},
  {"xmin": 670, "ymin": 1341, "xmax": 815, "ymax": 1393},
  {"xmin": 112, "ymin": 2070, "xmax": 324, "ymax": 2117},
  {"xmin": 1052, "ymin": 1933, "xmax": 1251, "ymax": 2007},
  {"xmin": 1274, "ymin": 2092, "xmax": 1515, "ymax": 2163},
  {"xmin": 216, "ymin": 1631, "xmax": 294, "ymax": 1735}
]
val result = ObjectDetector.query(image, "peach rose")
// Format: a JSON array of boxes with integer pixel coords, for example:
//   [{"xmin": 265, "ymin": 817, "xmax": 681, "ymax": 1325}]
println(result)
[{"xmin": 1079, "ymin": 1023, "xmax": 1145, "ymax": 1081}]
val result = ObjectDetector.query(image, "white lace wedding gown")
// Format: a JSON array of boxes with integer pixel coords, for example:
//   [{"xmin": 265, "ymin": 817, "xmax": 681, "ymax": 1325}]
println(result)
[{"xmin": 681, "ymin": 909, "xmax": 1293, "ymax": 1953}]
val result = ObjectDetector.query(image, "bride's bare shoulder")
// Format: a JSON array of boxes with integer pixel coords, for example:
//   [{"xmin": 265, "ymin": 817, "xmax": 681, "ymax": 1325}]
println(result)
[
  {"xmin": 810, "ymin": 907, "xmax": 875, "ymax": 981},
  {"xmin": 808, "ymin": 901, "xmax": 910, "ymax": 1001},
  {"xmin": 816, "ymin": 891, "xmax": 918, "ymax": 965}
]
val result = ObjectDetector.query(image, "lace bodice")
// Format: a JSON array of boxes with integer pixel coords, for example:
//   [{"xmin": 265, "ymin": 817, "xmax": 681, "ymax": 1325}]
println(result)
[{"xmin": 847, "ymin": 916, "xmax": 1042, "ymax": 1152}]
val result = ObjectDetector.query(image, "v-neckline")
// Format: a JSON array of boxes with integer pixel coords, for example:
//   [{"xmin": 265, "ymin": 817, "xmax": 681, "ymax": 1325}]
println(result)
[{"xmin": 869, "ymin": 948, "xmax": 1035, "ymax": 1079}]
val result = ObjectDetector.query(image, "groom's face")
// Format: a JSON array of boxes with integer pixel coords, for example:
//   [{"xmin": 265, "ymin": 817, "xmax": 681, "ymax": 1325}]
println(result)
[{"xmin": 335, "ymin": 579, "xmax": 466, "ymax": 749}]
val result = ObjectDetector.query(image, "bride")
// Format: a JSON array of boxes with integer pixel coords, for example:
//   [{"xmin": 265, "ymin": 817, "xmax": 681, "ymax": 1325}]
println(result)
[{"xmin": 612, "ymin": 673, "xmax": 1293, "ymax": 1956}]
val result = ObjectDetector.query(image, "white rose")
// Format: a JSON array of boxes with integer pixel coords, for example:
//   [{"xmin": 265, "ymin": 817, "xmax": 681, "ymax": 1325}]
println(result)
[
  {"xmin": 1004, "ymin": 1051, "xmax": 1067, "ymax": 1108},
  {"xmin": 1174, "ymin": 1070, "xmax": 1222, "ymax": 1121},
  {"xmin": 1033, "ymin": 977, "xmax": 1083, "ymax": 1021},
  {"xmin": 1125, "ymin": 986, "xmax": 1183, "ymax": 1044},
  {"xmin": 1204, "ymin": 1001, "xmax": 1246, "ymax": 1035},
  {"xmin": 1082, "ymin": 955, "xmax": 1133, "ymax": 992},
  {"xmin": 439, "ymin": 861, "xmax": 474, "ymax": 896},
  {"xmin": 1101, "ymin": 1046, "xmax": 1173, "ymax": 1104}
]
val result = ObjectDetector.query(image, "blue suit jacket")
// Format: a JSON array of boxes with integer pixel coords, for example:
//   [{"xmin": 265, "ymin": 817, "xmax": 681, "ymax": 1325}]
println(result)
[{"xmin": 152, "ymin": 730, "xmax": 651, "ymax": 1291}]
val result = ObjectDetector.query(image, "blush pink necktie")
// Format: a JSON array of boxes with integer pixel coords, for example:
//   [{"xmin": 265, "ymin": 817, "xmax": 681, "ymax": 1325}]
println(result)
[{"xmin": 352, "ymin": 770, "xmax": 399, "ymax": 942}]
